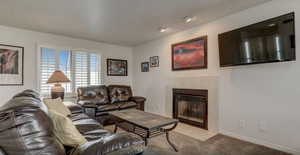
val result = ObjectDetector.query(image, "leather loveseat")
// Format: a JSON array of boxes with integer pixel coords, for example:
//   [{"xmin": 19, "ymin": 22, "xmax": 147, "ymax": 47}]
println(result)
[
  {"xmin": 77, "ymin": 85, "xmax": 146, "ymax": 125},
  {"xmin": 0, "ymin": 90, "xmax": 145, "ymax": 155}
]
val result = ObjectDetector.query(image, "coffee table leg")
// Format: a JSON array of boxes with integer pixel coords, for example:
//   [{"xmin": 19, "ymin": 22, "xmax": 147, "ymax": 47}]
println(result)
[
  {"xmin": 144, "ymin": 138, "xmax": 148, "ymax": 146},
  {"xmin": 166, "ymin": 131, "xmax": 178, "ymax": 152},
  {"xmin": 162, "ymin": 122, "xmax": 178, "ymax": 152},
  {"xmin": 114, "ymin": 123, "xmax": 118, "ymax": 133},
  {"xmin": 144, "ymin": 131, "xmax": 149, "ymax": 146}
]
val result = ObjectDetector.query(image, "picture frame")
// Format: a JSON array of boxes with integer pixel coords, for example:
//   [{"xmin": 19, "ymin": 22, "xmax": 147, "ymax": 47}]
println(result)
[
  {"xmin": 141, "ymin": 62, "xmax": 149, "ymax": 72},
  {"xmin": 0, "ymin": 44, "xmax": 24, "ymax": 85},
  {"xmin": 107, "ymin": 59, "xmax": 128, "ymax": 76},
  {"xmin": 171, "ymin": 36, "xmax": 207, "ymax": 71},
  {"xmin": 150, "ymin": 56, "xmax": 159, "ymax": 67}
]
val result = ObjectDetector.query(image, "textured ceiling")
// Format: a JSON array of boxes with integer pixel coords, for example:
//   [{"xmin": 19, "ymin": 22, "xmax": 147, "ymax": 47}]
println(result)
[{"xmin": 0, "ymin": 0, "xmax": 272, "ymax": 46}]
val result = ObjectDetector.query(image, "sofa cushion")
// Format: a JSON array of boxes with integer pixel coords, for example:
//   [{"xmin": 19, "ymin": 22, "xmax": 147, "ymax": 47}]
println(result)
[
  {"xmin": 94, "ymin": 114, "xmax": 115, "ymax": 125},
  {"xmin": 68, "ymin": 113, "xmax": 111, "ymax": 141},
  {"xmin": 0, "ymin": 90, "xmax": 48, "ymax": 114},
  {"xmin": 0, "ymin": 106, "xmax": 66, "ymax": 155},
  {"xmin": 64, "ymin": 102, "xmax": 83, "ymax": 114},
  {"xmin": 13, "ymin": 89, "xmax": 41, "ymax": 100},
  {"xmin": 69, "ymin": 113, "xmax": 103, "ymax": 134},
  {"xmin": 108, "ymin": 85, "xmax": 133, "ymax": 103},
  {"xmin": 69, "ymin": 113, "xmax": 91, "ymax": 122},
  {"xmin": 71, "ymin": 133, "xmax": 145, "ymax": 155},
  {"xmin": 77, "ymin": 85, "xmax": 109, "ymax": 104},
  {"xmin": 119, "ymin": 101, "xmax": 137, "ymax": 110},
  {"xmin": 74, "ymin": 121, "xmax": 102, "ymax": 134},
  {"xmin": 97, "ymin": 104, "xmax": 119, "ymax": 112},
  {"xmin": 82, "ymin": 129, "xmax": 112, "ymax": 141},
  {"xmin": 78, "ymin": 99, "xmax": 107, "ymax": 106}
]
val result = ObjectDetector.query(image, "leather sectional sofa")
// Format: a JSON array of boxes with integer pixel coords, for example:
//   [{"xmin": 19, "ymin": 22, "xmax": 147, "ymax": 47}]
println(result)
[
  {"xmin": 0, "ymin": 90, "xmax": 145, "ymax": 155},
  {"xmin": 77, "ymin": 85, "xmax": 146, "ymax": 125}
]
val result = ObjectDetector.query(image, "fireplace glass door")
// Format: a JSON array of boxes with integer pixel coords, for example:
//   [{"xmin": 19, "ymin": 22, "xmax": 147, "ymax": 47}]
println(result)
[
  {"xmin": 177, "ymin": 95, "xmax": 205, "ymax": 124},
  {"xmin": 173, "ymin": 89, "xmax": 208, "ymax": 129}
]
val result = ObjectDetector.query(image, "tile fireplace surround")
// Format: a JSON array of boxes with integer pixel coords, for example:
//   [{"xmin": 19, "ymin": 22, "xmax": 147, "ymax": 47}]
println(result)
[{"xmin": 165, "ymin": 76, "xmax": 219, "ymax": 133}]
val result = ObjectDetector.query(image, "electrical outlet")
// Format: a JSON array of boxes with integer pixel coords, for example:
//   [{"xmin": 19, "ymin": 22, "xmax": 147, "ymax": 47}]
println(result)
[
  {"xmin": 258, "ymin": 121, "xmax": 267, "ymax": 132},
  {"xmin": 239, "ymin": 120, "xmax": 246, "ymax": 129}
]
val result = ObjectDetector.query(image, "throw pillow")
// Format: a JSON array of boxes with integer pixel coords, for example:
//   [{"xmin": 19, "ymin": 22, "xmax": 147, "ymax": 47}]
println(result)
[
  {"xmin": 49, "ymin": 110, "xmax": 87, "ymax": 147},
  {"xmin": 43, "ymin": 98, "xmax": 71, "ymax": 116}
]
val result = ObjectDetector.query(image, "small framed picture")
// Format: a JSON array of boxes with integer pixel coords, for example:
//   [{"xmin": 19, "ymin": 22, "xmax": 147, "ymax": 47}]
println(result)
[
  {"xmin": 150, "ymin": 56, "xmax": 159, "ymax": 67},
  {"xmin": 141, "ymin": 62, "xmax": 149, "ymax": 72},
  {"xmin": 0, "ymin": 44, "xmax": 24, "ymax": 85},
  {"xmin": 107, "ymin": 59, "xmax": 128, "ymax": 76}
]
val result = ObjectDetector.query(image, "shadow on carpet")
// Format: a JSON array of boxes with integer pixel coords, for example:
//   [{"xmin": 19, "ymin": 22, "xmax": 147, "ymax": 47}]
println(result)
[{"xmin": 142, "ymin": 131, "xmax": 290, "ymax": 155}]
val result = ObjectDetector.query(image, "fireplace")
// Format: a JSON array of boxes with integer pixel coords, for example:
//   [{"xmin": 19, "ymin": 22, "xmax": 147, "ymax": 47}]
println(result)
[{"xmin": 173, "ymin": 89, "xmax": 208, "ymax": 129}]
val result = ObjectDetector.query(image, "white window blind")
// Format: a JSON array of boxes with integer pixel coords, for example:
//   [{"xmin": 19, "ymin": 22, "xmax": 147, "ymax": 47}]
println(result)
[
  {"xmin": 90, "ymin": 54, "xmax": 101, "ymax": 85},
  {"xmin": 59, "ymin": 50, "xmax": 72, "ymax": 93},
  {"xmin": 40, "ymin": 48, "xmax": 56, "ymax": 94},
  {"xmin": 39, "ymin": 47, "xmax": 101, "ymax": 96},
  {"xmin": 73, "ymin": 51, "xmax": 89, "ymax": 89}
]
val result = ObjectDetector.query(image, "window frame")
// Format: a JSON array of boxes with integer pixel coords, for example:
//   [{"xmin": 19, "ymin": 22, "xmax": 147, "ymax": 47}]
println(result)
[{"xmin": 37, "ymin": 44, "xmax": 102, "ymax": 98}]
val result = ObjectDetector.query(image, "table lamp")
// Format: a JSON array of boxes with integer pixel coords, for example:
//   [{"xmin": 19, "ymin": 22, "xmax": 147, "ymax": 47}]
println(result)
[{"xmin": 47, "ymin": 70, "xmax": 71, "ymax": 100}]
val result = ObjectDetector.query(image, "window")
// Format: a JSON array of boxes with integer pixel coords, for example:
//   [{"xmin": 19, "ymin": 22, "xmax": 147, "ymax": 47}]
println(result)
[
  {"xmin": 72, "ymin": 51, "xmax": 101, "ymax": 89},
  {"xmin": 39, "ymin": 47, "xmax": 101, "ymax": 96}
]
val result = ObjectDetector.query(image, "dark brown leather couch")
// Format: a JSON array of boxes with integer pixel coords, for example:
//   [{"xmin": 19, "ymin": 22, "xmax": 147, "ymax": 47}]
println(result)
[
  {"xmin": 0, "ymin": 90, "xmax": 145, "ymax": 155},
  {"xmin": 77, "ymin": 85, "xmax": 146, "ymax": 125}
]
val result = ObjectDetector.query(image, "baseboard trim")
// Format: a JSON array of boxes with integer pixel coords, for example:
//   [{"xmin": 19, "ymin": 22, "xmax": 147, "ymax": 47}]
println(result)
[{"xmin": 220, "ymin": 129, "xmax": 299, "ymax": 155}]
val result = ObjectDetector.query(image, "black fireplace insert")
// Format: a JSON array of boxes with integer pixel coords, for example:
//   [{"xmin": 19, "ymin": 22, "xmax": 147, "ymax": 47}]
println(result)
[{"xmin": 173, "ymin": 88, "xmax": 208, "ymax": 129}]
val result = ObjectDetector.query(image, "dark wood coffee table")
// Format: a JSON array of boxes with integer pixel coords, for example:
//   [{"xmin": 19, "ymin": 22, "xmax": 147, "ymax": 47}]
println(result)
[{"xmin": 110, "ymin": 109, "xmax": 179, "ymax": 152}]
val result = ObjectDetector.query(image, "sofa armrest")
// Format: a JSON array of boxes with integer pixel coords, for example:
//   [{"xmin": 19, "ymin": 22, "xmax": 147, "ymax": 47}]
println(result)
[
  {"xmin": 130, "ymin": 96, "xmax": 146, "ymax": 104},
  {"xmin": 71, "ymin": 133, "xmax": 145, "ymax": 155},
  {"xmin": 78, "ymin": 102, "xmax": 98, "ymax": 118},
  {"xmin": 78, "ymin": 100, "xmax": 94, "ymax": 107},
  {"xmin": 78, "ymin": 100, "xmax": 108, "ymax": 107},
  {"xmin": 0, "ymin": 147, "xmax": 7, "ymax": 155},
  {"xmin": 64, "ymin": 101, "xmax": 83, "ymax": 114}
]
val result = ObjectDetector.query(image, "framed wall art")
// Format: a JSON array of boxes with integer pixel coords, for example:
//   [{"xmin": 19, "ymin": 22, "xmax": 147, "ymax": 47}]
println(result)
[
  {"xmin": 107, "ymin": 59, "xmax": 128, "ymax": 76},
  {"xmin": 150, "ymin": 56, "xmax": 159, "ymax": 67},
  {"xmin": 171, "ymin": 36, "xmax": 207, "ymax": 71},
  {"xmin": 141, "ymin": 62, "xmax": 149, "ymax": 72},
  {"xmin": 0, "ymin": 44, "xmax": 24, "ymax": 85}
]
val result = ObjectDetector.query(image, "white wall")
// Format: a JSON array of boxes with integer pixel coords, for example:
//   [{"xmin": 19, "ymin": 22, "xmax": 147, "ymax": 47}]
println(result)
[
  {"xmin": 0, "ymin": 25, "xmax": 133, "ymax": 106},
  {"xmin": 132, "ymin": 0, "xmax": 300, "ymax": 153}
]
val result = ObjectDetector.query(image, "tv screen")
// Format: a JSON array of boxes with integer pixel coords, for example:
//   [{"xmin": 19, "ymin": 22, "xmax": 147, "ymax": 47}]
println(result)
[{"xmin": 218, "ymin": 12, "xmax": 295, "ymax": 67}]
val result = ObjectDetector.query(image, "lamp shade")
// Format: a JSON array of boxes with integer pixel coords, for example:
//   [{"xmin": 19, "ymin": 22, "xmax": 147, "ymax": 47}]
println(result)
[{"xmin": 47, "ymin": 70, "xmax": 71, "ymax": 84}]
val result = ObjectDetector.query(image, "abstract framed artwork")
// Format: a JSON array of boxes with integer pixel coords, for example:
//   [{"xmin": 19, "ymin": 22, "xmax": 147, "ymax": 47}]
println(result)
[
  {"xmin": 107, "ymin": 59, "xmax": 128, "ymax": 76},
  {"xmin": 0, "ymin": 44, "xmax": 24, "ymax": 85},
  {"xmin": 141, "ymin": 62, "xmax": 149, "ymax": 72},
  {"xmin": 150, "ymin": 56, "xmax": 159, "ymax": 67},
  {"xmin": 171, "ymin": 36, "xmax": 207, "ymax": 71}
]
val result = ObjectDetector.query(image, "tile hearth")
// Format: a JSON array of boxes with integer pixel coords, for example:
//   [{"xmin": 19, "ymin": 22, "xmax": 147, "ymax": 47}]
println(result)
[{"xmin": 174, "ymin": 123, "xmax": 217, "ymax": 141}]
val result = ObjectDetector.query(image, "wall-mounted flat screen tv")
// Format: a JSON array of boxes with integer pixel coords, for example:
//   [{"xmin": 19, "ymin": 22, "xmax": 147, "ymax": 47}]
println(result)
[{"xmin": 218, "ymin": 12, "xmax": 295, "ymax": 67}]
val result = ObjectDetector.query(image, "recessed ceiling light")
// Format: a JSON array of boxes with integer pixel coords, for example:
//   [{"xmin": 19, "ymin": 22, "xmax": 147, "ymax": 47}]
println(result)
[
  {"xmin": 184, "ymin": 16, "xmax": 195, "ymax": 23},
  {"xmin": 159, "ymin": 27, "xmax": 168, "ymax": 33}
]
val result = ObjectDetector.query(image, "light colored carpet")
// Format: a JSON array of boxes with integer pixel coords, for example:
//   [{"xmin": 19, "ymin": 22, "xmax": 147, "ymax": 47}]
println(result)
[{"xmin": 105, "ymin": 125, "xmax": 290, "ymax": 155}]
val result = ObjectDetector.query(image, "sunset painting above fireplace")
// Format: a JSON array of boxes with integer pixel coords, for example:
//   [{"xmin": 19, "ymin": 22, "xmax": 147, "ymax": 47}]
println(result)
[{"xmin": 172, "ymin": 36, "xmax": 207, "ymax": 71}]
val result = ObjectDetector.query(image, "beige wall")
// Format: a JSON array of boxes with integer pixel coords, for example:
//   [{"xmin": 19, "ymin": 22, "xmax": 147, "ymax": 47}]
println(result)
[{"xmin": 132, "ymin": 0, "xmax": 300, "ymax": 153}]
